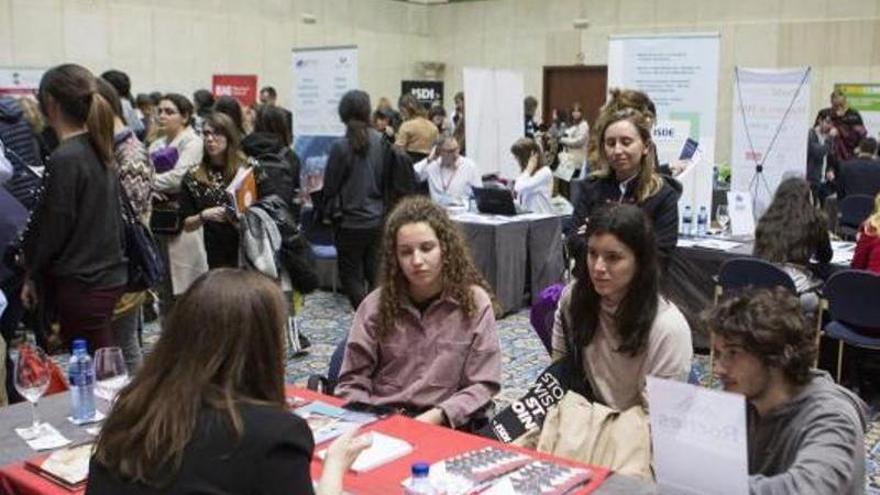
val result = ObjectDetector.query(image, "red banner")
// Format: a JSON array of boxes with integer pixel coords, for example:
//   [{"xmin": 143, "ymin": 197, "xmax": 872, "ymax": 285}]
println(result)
[{"xmin": 211, "ymin": 74, "xmax": 258, "ymax": 107}]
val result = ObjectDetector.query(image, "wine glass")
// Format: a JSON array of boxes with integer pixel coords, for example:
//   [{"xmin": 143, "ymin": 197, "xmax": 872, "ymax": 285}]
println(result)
[
  {"xmin": 716, "ymin": 205, "xmax": 730, "ymax": 235},
  {"xmin": 94, "ymin": 347, "xmax": 129, "ymax": 409},
  {"xmin": 13, "ymin": 343, "xmax": 51, "ymax": 437}
]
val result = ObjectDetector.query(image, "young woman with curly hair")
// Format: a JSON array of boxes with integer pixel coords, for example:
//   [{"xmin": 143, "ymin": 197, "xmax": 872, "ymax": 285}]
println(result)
[
  {"xmin": 753, "ymin": 176, "xmax": 832, "ymax": 313},
  {"xmin": 335, "ymin": 196, "xmax": 502, "ymax": 431}
]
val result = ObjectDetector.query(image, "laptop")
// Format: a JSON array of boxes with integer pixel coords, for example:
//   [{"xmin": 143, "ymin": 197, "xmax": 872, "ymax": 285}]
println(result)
[{"xmin": 472, "ymin": 187, "xmax": 524, "ymax": 216}]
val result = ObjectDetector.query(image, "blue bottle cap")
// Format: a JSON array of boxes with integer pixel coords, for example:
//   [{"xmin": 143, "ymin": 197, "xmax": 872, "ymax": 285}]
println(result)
[
  {"xmin": 411, "ymin": 462, "xmax": 430, "ymax": 477},
  {"xmin": 72, "ymin": 339, "xmax": 88, "ymax": 353}
]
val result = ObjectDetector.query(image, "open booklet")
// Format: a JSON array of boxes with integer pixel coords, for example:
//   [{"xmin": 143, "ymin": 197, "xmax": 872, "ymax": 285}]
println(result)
[
  {"xmin": 317, "ymin": 431, "xmax": 412, "ymax": 473},
  {"xmin": 292, "ymin": 401, "xmax": 381, "ymax": 445},
  {"xmin": 25, "ymin": 442, "xmax": 93, "ymax": 490},
  {"xmin": 225, "ymin": 167, "xmax": 257, "ymax": 216}
]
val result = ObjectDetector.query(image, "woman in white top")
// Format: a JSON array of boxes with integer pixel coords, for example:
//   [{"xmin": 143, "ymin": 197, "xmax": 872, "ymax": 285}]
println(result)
[
  {"xmin": 150, "ymin": 93, "xmax": 203, "ymax": 193},
  {"xmin": 551, "ymin": 204, "xmax": 692, "ymax": 411},
  {"xmin": 511, "ymin": 137, "xmax": 553, "ymax": 214},
  {"xmin": 558, "ymin": 102, "xmax": 589, "ymax": 175}
]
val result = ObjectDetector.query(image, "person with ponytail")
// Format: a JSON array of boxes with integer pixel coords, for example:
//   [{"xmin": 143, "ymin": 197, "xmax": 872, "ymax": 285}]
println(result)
[
  {"xmin": 20, "ymin": 64, "xmax": 128, "ymax": 351},
  {"xmin": 320, "ymin": 90, "xmax": 386, "ymax": 309}
]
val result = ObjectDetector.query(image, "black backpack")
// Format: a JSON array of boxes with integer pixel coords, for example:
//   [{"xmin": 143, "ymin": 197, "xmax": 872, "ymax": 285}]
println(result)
[
  {"xmin": 252, "ymin": 151, "xmax": 300, "ymax": 212},
  {"xmin": 381, "ymin": 141, "xmax": 417, "ymax": 210}
]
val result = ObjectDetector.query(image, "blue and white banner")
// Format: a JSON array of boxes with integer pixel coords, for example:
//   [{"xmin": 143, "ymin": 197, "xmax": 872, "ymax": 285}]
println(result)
[{"xmin": 291, "ymin": 46, "xmax": 358, "ymax": 196}]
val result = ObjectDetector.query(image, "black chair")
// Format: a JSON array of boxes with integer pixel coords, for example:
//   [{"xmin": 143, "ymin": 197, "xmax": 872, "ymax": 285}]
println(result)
[
  {"xmin": 714, "ymin": 257, "xmax": 797, "ymax": 302},
  {"xmin": 300, "ymin": 206, "xmax": 338, "ymax": 292},
  {"xmin": 306, "ymin": 337, "xmax": 347, "ymax": 395},
  {"xmin": 838, "ymin": 194, "xmax": 874, "ymax": 240},
  {"xmin": 822, "ymin": 270, "xmax": 880, "ymax": 383}
]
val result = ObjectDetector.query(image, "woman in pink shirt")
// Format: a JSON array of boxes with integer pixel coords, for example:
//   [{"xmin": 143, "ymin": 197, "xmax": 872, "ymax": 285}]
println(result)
[
  {"xmin": 852, "ymin": 193, "xmax": 880, "ymax": 274},
  {"xmin": 336, "ymin": 196, "xmax": 502, "ymax": 431}
]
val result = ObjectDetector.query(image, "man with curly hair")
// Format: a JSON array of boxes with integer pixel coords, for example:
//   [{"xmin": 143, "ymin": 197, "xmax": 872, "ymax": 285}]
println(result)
[{"xmin": 706, "ymin": 288, "xmax": 867, "ymax": 494}]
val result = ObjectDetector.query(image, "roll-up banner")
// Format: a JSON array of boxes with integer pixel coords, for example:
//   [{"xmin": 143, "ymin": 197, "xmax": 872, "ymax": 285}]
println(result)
[
  {"xmin": 731, "ymin": 67, "xmax": 811, "ymax": 217},
  {"xmin": 463, "ymin": 67, "xmax": 524, "ymax": 178},
  {"xmin": 608, "ymin": 33, "xmax": 720, "ymax": 223},
  {"xmin": 291, "ymin": 46, "xmax": 358, "ymax": 198}
]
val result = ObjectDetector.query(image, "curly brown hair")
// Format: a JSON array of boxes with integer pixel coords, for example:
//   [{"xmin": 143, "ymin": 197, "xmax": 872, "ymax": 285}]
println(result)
[
  {"xmin": 702, "ymin": 287, "xmax": 816, "ymax": 386},
  {"xmin": 377, "ymin": 196, "xmax": 497, "ymax": 339}
]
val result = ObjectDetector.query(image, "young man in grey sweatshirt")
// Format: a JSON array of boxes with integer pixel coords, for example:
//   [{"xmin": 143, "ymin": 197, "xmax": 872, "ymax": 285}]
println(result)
[{"xmin": 706, "ymin": 287, "xmax": 868, "ymax": 495}]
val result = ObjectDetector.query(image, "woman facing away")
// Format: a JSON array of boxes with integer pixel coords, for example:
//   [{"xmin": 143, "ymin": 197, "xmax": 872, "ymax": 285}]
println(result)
[
  {"xmin": 320, "ymin": 90, "xmax": 387, "ymax": 310},
  {"xmin": 395, "ymin": 93, "xmax": 438, "ymax": 163},
  {"xmin": 511, "ymin": 137, "xmax": 553, "ymax": 214},
  {"xmin": 335, "ymin": 196, "xmax": 502, "ymax": 431},
  {"xmin": 552, "ymin": 204, "xmax": 692, "ymax": 410},
  {"xmin": 753, "ymin": 176, "xmax": 832, "ymax": 313},
  {"xmin": 20, "ymin": 63, "xmax": 128, "ymax": 352},
  {"xmin": 87, "ymin": 269, "xmax": 370, "ymax": 495}
]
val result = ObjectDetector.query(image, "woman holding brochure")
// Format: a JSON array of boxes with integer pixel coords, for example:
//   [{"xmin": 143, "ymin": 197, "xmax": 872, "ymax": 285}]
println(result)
[
  {"xmin": 336, "ymin": 196, "xmax": 502, "ymax": 431},
  {"xmin": 88, "ymin": 269, "xmax": 371, "ymax": 495},
  {"xmin": 179, "ymin": 112, "xmax": 247, "ymax": 269}
]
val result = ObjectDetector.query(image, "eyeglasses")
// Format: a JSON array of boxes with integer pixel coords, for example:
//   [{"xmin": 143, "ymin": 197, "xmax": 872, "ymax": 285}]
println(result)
[{"xmin": 157, "ymin": 107, "xmax": 179, "ymax": 116}]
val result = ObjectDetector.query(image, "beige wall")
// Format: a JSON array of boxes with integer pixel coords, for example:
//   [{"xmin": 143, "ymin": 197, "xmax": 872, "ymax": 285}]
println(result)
[
  {"xmin": 1, "ymin": 0, "xmax": 878, "ymax": 161},
  {"xmin": 433, "ymin": 0, "xmax": 880, "ymax": 163}
]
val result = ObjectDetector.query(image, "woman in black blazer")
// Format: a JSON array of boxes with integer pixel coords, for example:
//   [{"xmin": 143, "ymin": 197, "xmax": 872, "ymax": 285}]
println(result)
[{"xmin": 86, "ymin": 269, "xmax": 369, "ymax": 495}]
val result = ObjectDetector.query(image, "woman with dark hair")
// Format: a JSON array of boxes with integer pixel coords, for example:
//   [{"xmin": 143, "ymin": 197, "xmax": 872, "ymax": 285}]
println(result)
[
  {"xmin": 568, "ymin": 105, "xmax": 680, "ymax": 271},
  {"xmin": 150, "ymin": 93, "xmax": 203, "ymax": 193},
  {"xmin": 87, "ymin": 269, "xmax": 370, "ymax": 494},
  {"xmin": 428, "ymin": 104, "xmax": 450, "ymax": 137},
  {"xmin": 754, "ymin": 177, "xmax": 832, "ymax": 312},
  {"xmin": 552, "ymin": 204, "xmax": 692, "ymax": 409},
  {"xmin": 95, "ymin": 77, "xmax": 154, "ymax": 372},
  {"xmin": 395, "ymin": 93, "xmax": 438, "ymax": 163},
  {"xmin": 511, "ymin": 137, "xmax": 553, "ymax": 213},
  {"xmin": 241, "ymin": 104, "xmax": 302, "ymax": 210},
  {"xmin": 321, "ymin": 89, "xmax": 387, "ymax": 309},
  {"xmin": 336, "ymin": 196, "xmax": 501, "ymax": 430},
  {"xmin": 214, "ymin": 95, "xmax": 245, "ymax": 136},
  {"xmin": 180, "ymin": 112, "xmax": 246, "ymax": 269},
  {"xmin": 20, "ymin": 64, "xmax": 127, "ymax": 351}
]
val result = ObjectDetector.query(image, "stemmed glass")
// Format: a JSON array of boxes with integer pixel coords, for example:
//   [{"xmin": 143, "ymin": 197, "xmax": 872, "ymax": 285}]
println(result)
[
  {"xmin": 94, "ymin": 347, "xmax": 129, "ymax": 409},
  {"xmin": 13, "ymin": 343, "xmax": 52, "ymax": 437},
  {"xmin": 716, "ymin": 205, "xmax": 730, "ymax": 236}
]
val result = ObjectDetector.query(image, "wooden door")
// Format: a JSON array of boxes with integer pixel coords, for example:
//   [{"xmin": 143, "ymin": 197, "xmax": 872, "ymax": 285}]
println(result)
[{"xmin": 542, "ymin": 66, "xmax": 608, "ymax": 128}]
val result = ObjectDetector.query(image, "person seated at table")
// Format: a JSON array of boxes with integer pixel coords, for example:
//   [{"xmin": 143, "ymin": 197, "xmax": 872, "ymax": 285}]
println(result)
[
  {"xmin": 852, "ymin": 192, "xmax": 880, "ymax": 274},
  {"xmin": 87, "ymin": 269, "xmax": 370, "ymax": 495},
  {"xmin": 511, "ymin": 137, "xmax": 553, "ymax": 214},
  {"xmin": 335, "ymin": 196, "xmax": 502, "ymax": 431},
  {"xmin": 551, "ymin": 204, "xmax": 692, "ymax": 410},
  {"xmin": 567, "ymin": 102, "xmax": 680, "ymax": 272},
  {"xmin": 707, "ymin": 287, "xmax": 867, "ymax": 494},
  {"xmin": 753, "ymin": 177, "xmax": 832, "ymax": 314},
  {"xmin": 412, "ymin": 136, "xmax": 482, "ymax": 206}
]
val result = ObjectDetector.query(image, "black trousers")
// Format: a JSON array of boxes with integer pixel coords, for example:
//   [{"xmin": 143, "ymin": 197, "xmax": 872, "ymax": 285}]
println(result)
[{"xmin": 335, "ymin": 226, "xmax": 381, "ymax": 310}]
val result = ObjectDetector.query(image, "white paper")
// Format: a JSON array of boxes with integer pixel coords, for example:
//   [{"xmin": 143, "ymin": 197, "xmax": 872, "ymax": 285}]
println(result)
[
  {"xmin": 16, "ymin": 423, "xmax": 71, "ymax": 451},
  {"xmin": 318, "ymin": 432, "xmax": 412, "ymax": 473},
  {"xmin": 67, "ymin": 409, "xmax": 106, "ymax": 426},
  {"xmin": 647, "ymin": 377, "xmax": 749, "ymax": 495},
  {"xmin": 693, "ymin": 239, "xmax": 743, "ymax": 251},
  {"xmin": 830, "ymin": 241, "xmax": 856, "ymax": 265},
  {"xmin": 482, "ymin": 477, "xmax": 517, "ymax": 495},
  {"xmin": 727, "ymin": 190, "xmax": 756, "ymax": 237}
]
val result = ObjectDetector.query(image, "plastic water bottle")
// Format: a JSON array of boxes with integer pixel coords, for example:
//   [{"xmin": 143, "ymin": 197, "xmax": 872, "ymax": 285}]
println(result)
[
  {"xmin": 681, "ymin": 205, "xmax": 693, "ymax": 236},
  {"xmin": 405, "ymin": 462, "xmax": 437, "ymax": 495},
  {"xmin": 69, "ymin": 339, "xmax": 96, "ymax": 422},
  {"xmin": 696, "ymin": 206, "xmax": 708, "ymax": 237}
]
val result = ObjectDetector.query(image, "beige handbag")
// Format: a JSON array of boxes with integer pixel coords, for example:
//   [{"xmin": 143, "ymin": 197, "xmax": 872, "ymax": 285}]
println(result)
[{"xmin": 536, "ymin": 391, "xmax": 654, "ymax": 481}]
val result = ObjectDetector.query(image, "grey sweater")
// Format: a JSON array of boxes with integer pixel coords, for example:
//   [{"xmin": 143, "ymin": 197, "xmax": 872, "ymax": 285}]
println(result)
[{"xmin": 748, "ymin": 370, "xmax": 868, "ymax": 495}]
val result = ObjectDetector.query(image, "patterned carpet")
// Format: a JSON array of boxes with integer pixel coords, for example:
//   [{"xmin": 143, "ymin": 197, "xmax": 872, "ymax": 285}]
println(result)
[{"xmin": 138, "ymin": 290, "xmax": 880, "ymax": 493}]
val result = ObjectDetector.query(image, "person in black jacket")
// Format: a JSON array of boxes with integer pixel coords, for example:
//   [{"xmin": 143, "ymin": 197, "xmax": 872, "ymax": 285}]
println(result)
[
  {"xmin": 87, "ymin": 269, "xmax": 370, "ymax": 495},
  {"xmin": 568, "ymin": 106, "xmax": 680, "ymax": 271},
  {"xmin": 20, "ymin": 64, "xmax": 127, "ymax": 352},
  {"xmin": 241, "ymin": 104, "xmax": 302, "ymax": 214},
  {"xmin": 838, "ymin": 137, "xmax": 880, "ymax": 200},
  {"xmin": 320, "ymin": 90, "xmax": 386, "ymax": 310}
]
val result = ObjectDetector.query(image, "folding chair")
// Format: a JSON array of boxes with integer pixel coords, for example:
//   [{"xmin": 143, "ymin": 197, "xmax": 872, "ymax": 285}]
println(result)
[
  {"xmin": 837, "ymin": 194, "xmax": 874, "ymax": 240},
  {"xmin": 821, "ymin": 270, "xmax": 880, "ymax": 384}
]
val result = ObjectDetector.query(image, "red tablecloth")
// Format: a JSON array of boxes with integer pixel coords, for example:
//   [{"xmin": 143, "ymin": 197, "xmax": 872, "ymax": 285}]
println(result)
[{"xmin": 0, "ymin": 387, "xmax": 610, "ymax": 494}]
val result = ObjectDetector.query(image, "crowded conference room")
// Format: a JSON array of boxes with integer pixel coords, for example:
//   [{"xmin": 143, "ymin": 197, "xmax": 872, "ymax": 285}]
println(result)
[{"xmin": 2, "ymin": 0, "xmax": 880, "ymax": 493}]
